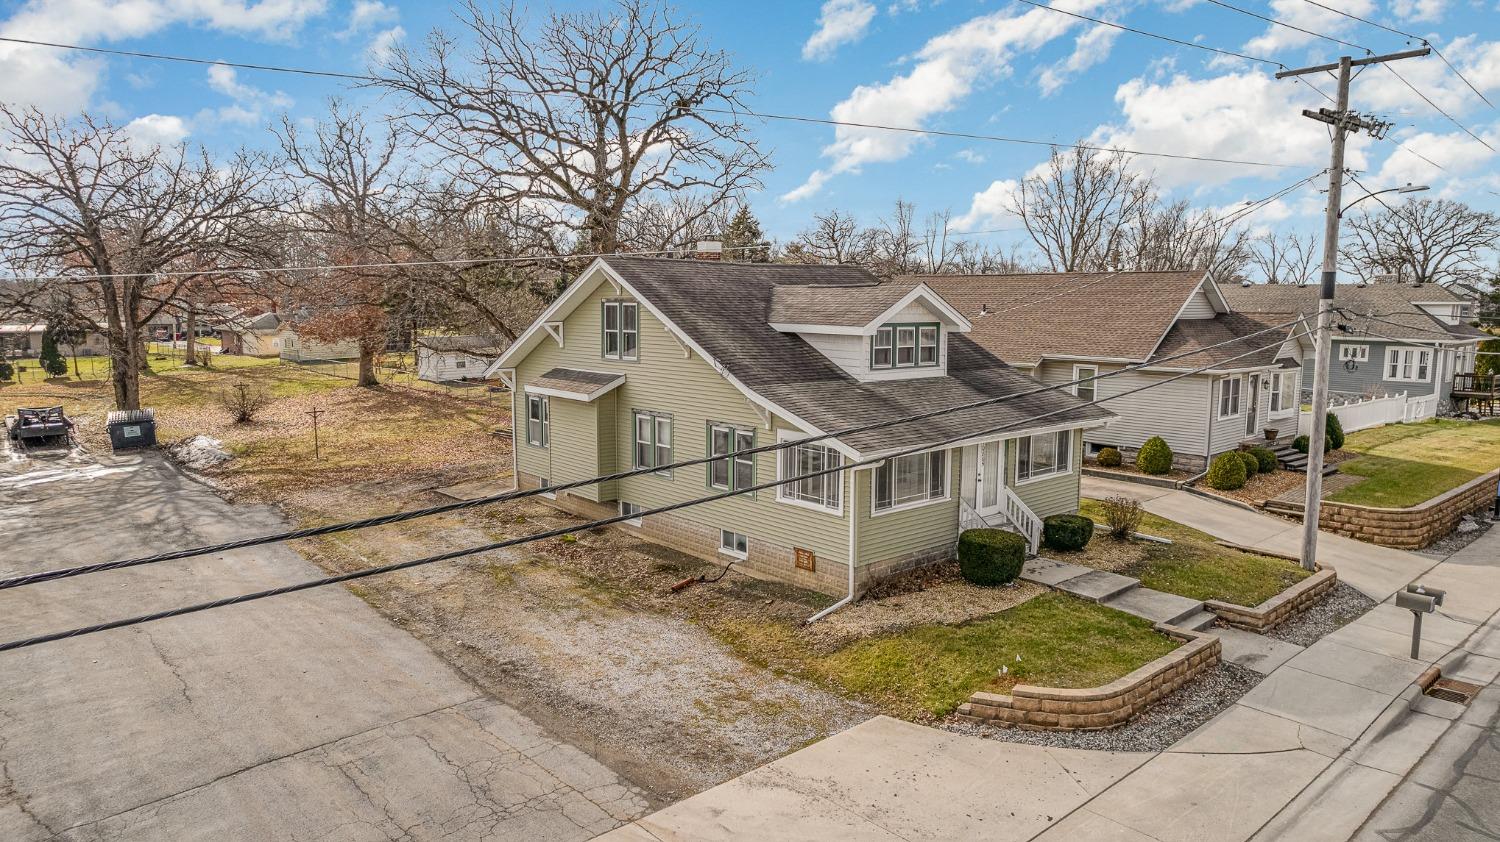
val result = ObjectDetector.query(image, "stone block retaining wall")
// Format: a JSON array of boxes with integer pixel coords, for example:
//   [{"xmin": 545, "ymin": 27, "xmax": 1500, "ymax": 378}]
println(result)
[
  {"xmin": 954, "ymin": 624, "xmax": 1220, "ymax": 730},
  {"xmin": 1313, "ymin": 469, "xmax": 1499, "ymax": 550},
  {"xmin": 1205, "ymin": 568, "xmax": 1338, "ymax": 632}
]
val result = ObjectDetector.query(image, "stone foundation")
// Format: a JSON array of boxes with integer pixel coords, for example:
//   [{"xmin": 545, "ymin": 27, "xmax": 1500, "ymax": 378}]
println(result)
[
  {"xmin": 1205, "ymin": 568, "xmax": 1338, "ymax": 632},
  {"xmin": 954, "ymin": 624, "xmax": 1220, "ymax": 730},
  {"xmin": 1103, "ymin": 444, "xmax": 1206, "ymax": 474},
  {"xmin": 514, "ymin": 471, "xmax": 955, "ymax": 597},
  {"xmin": 1278, "ymin": 469, "xmax": 1499, "ymax": 550}
]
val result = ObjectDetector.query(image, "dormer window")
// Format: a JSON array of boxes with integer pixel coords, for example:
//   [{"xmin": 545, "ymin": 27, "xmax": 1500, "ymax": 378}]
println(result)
[{"xmin": 871, "ymin": 322, "xmax": 939, "ymax": 369}]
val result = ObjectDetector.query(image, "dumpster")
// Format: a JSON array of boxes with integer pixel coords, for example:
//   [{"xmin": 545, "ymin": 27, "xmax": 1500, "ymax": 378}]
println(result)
[{"xmin": 106, "ymin": 408, "xmax": 157, "ymax": 451}]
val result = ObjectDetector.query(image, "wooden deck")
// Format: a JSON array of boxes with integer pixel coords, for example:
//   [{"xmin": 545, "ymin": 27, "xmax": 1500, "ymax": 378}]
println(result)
[{"xmin": 1453, "ymin": 373, "xmax": 1500, "ymax": 416}]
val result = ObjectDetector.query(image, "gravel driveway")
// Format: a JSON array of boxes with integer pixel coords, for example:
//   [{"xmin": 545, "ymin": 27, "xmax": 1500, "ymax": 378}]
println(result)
[{"xmin": 0, "ymin": 448, "xmax": 647, "ymax": 841}]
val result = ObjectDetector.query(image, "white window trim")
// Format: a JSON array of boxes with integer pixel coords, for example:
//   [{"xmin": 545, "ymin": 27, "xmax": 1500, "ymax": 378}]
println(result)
[
  {"xmin": 602, "ymin": 299, "xmax": 639, "ymax": 362},
  {"xmin": 525, "ymin": 394, "xmax": 550, "ymax": 448},
  {"xmin": 1269, "ymin": 370, "xmax": 1298, "ymax": 419},
  {"xmin": 1383, "ymin": 346, "xmax": 1433, "ymax": 383},
  {"xmin": 774, "ymin": 430, "xmax": 844, "ymax": 516},
  {"xmin": 718, "ymin": 529, "xmax": 748, "ymax": 559},
  {"xmin": 1216, "ymin": 377, "xmax": 1243, "ymax": 420},
  {"xmin": 869, "ymin": 450, "xmax": 952, "ymax": 518},
  {"xmin": 1071, "ymin": 364, "xmax": 1098, "ymax": 401},
  {"xmin": 619, "ymin": 501, "xmax": 643, "ymax": 526},
  {"xmin": 631, "ymin": 410, "xmax": 673, "ymax": 478},
  {"xmin": 1339, "ymin": 344, "xmax": 1369, "ymax": 362},
  {"xmin": 1015, "ymin": 431, "xmax": 1074, "ymax": 487}
]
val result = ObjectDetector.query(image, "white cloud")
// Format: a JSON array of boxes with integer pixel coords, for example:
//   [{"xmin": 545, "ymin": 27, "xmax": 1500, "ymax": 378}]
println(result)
[
  {"xmin": 1037, "ymin": 23, "xmax": 1119, "ymax": 96},
  {"xmin": 803, "ymin": 0, "xmax": 877, "ymax": 61},
  {"xmin": 123, "ymin": 113, "xmax": 190, "ymax": 150},
  {"xmin": 953, "ymin": 177, "xmax": 1019, "ymax": 230},
  {"xmin": 345, "ymin": 0, "xmax": 396, "ymax": 34},
  {"xmin": 955, "ymin": 148, "xmax": 986, "ymax": 164},
  {"xmin": 0, "ymin": 0, "xmax": 327, "ymax": 113},
  {"xmin": 1373, "ymin": 124, "xmax": 1500, "ymax": 192},
  {"xmin": 1392, "ymin": 0, "xmax": 1449, "ymax": 22},
  {"xmin": 365, "ymin": 25, "xmax": 404, "ymax": 63},
  {"xmin": 784, "ymin": 0, "xmax": 1107, "ymax": 201},
  {"xmin": 204, "ymin": 64, "xmax": 293, "ymax": 125},
  {"xmin": 1242, "ymin": 0, "xmax": 1371, "ymax": 56}
]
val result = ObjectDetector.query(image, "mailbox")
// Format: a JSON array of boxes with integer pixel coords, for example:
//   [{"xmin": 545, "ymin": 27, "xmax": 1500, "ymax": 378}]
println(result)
[
  {"xmin": 1398, "ymin": 582, "xmax": 1443, "ymax": 659},
  {"xmin": 1396, "ymin": 590, "xmax": 1437, "ymax": 613},
  {"xmin": 1406, "ymin": 584, "xmax": 1445, "ymax": 606}
]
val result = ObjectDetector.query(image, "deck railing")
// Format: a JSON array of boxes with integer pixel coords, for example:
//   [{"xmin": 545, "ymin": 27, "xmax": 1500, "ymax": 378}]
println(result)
[{"xmin": 1453, "ymin": 373, "xmax": 1499, "ymax": 396}]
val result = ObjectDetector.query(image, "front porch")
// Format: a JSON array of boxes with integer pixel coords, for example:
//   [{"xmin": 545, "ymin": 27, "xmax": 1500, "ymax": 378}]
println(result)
[{"xmin": 952, "ymin": 433, "xmax": 1079, "ymax": 555}]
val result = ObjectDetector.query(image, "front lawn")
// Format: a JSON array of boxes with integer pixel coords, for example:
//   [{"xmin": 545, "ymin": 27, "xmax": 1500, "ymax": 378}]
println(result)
[
  {"xmin": 1078, "ymin": 498, "xmax": 1312, "ymax": 606},
  {"xmin": 713, "ymin": 592, "xmax": 1179, "ymax": 719},
  {"xmin": 1329, "ymin": 419, "xmax": 1500, "ymax": 508}
]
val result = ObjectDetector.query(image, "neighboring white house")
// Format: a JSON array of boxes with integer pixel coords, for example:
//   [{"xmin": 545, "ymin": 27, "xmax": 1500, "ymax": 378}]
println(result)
[
  {"xmin": 415, "ymin": 335, "xmax": 509, "ymax": 382},
  {"xmin": 0, "ymin": 322, "xmax": 110, "ymax": 358},
  {"xmin": 218, "ymin": 312, "xmax": 359, "ymax": 360}
]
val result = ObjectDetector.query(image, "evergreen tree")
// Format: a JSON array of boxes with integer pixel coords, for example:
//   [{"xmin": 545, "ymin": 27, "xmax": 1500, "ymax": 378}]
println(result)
[
  {"xmin": 723, "ymin": 204, "xmax": 769, "ymax": 262},
  {"xmin": 38, "ymin": 327, "xmax": 68, "ymax": 377}
]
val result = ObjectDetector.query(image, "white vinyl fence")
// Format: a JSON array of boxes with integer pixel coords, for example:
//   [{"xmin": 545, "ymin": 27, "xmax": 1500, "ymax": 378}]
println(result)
[{"xmin": 1297, "ymin": 391, "xmax": 1438, "ymax": 436}]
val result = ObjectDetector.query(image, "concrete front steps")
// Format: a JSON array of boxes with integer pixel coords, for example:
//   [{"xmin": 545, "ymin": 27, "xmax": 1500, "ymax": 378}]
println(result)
[
  {"xmin": 1271, "ymin": 443, "xmax": 1339, "ymax": 477},
  {"xmin": 1021, "ymin": 557, "xmax": 1217, "ymax": 631}
]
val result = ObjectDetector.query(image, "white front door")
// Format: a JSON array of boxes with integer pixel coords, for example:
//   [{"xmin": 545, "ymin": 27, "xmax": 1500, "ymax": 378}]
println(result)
[{"xmin": 975, "ymin": 440, "xmax": 1004, "ymax": 518}]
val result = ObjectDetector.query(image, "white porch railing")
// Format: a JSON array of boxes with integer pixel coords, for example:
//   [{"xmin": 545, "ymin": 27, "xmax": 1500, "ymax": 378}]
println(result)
[
  {"xmin": 959, "ymin": 499, "xmax": 988, "ymax": 533},
  {"xmin": 1003, "ymin": 488, "xmax": 1043, "ymax": 556},
  {"xmin": 1297, "ymin": 391, "xmax": 1438, "ymax": 436}
]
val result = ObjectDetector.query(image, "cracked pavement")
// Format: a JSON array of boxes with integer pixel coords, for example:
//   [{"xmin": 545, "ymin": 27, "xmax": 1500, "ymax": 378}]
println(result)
[{"xmin": 0, "ymin": 450, "xmax": 647, "ymax": 840}]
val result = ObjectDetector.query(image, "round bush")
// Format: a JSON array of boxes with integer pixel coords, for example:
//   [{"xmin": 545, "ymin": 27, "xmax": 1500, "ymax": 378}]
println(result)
[
  {"xmin": 1325, "ymin": 412, "xmax": 1346, "ymax": 451},
  {"xmin": 1042, "ymin": 514, "xmax": 1094, "ymax": 552},
  {"xmin": 1206, "ymin": 451, "xmax": 1249, "ymax": 490},
  {"xmin": 1293, "ymin": 434, "xmax": 1310, "ymax": 454},
  {"xmin": 958, "ymin": 528, "xmax": 1027, "ymax": 586},
  {"xmin": 1096, "ymin": 446, "xmax": 1122, "ymax": 468},
  {"xmin": 1249, "ymin": 446, "xmax": 1278, "ymax": 474},
  {"xmin": 1235, "ymin": 450, "xmax": 1261, "ymax": 477},
  {"xmin": 1136, "ymin": 436, "xmax": 1174, "ymax": 475},
  {"xmin": 0, "ymin": 359, "xmax": 12, "ymax": 381}
]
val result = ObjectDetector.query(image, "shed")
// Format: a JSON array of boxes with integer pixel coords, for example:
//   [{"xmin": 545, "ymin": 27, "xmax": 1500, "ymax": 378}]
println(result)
[{"xmin": 415, "ymin": 335, "xmax": 509, "ymax": 383}]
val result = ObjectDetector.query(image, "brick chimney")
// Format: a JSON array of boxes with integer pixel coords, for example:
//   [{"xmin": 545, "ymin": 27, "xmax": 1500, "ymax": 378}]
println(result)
[{"xmin": 693, "ymin": 240, "xmax": 723, "ymax": 261}]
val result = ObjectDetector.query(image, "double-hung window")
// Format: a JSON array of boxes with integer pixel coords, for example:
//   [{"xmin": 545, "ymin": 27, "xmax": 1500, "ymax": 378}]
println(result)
[
  {"xmin": 1384, "ymin": 347, "xmax": 1431, "ymax": 382},
  {"xmin": 871, "ymin": 323, "xmax": 940, "ymax": 370},
  {"xmin": 1217, "ymin": 377, "xmax": 1242, "ymax": 419},
  {"xmin": 872, "ymin": 450, "xmax": 948, "ymax": 513},
  {"xmin": 1270, "ymin": 370, "xmax": 1297, "ymax": 415},
  {"xmin": 1016, "ymin": 431, "xmax": 1072, "ymax": 483},
  {"xmin": 708, "ymin": 423, "xmax": 756, "ymax": 492},
  {"xmin": 777, "ymin": 437, "xmax": 843, "ymax": 512},
  {"xmin": 525, "ymin": 394, "xmax": 549, "ymax": 447},
  {"xmin": 632, "ymin": 411, "xmax": 673, "ymax": 476},
  {"xmin": 602, "ymin": 300, "xmax": 638, "ymax": 361},
  {"xmin": 1073, "ymin": 365, "xmax": 1098, "ymax": 403}
]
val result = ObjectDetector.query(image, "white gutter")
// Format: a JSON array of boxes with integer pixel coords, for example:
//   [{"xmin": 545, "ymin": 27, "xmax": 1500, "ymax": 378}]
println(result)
[{"xmin": 806, "ymin": 466, "xmax": 861, "ymax": 624}]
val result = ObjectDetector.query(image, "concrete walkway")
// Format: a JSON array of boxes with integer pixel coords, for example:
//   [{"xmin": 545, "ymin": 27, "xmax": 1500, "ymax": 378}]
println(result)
[
  {"xmin": 1021, "ymin": 557, "xmax": 1216, "ymax": 631},
  {"xmin": 1082, "ymin": 476, "xmax": 1441, "ymax": 601}
]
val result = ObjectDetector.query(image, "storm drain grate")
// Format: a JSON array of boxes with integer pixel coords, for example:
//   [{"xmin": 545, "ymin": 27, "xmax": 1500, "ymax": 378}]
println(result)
[{"xmin": 1426, "ymin": 678, "xmax": 1482, "ymax": 706}]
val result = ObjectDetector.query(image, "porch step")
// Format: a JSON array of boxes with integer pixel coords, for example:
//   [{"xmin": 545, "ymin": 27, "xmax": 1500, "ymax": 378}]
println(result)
[
  {"xmin": 1052, "ymin": 569, "xmax": 1139, "ymax": 603},
  {"xmin": 1102, "ymin": 586, "xmax": 1206, "ymax": 627},
  {"xmin": 1270, "ymin": 445, "xmax": 1338, "ymax": 476},
  {"xmin": 1175, "ymin": 610, "xmax": 1220, "ymax": 632}
]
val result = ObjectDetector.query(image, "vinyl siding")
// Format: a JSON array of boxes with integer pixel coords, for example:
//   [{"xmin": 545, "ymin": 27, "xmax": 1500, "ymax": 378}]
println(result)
[
  {"xmin": 854, "ymin": 451, "xmax": 960, "ymax": 566},
  {"xmin": 512, "ymin": 281, "xmax": 852, "ymax": 573},
  {"xmin": 1036, "ymin": 360, "xmax": 1214, "ymax": 458},
  {"xmin": 417, "ymin": 349, "xmax": 492, "ymax": 381},
  {"xmin": 1008, "ymin": 430, "xmax": 1082, "ymax": 518},
  {"xmin": 1309, "ymin": 339, "xmax": 1445, "ymax": 400},
  {"xmin": 1208, "ymin": 374, "xmax": 1260, "ymax": 455},
  {"xmin": 548, "ymin": 397, "xmax": 601, "ymax": 501},
  {"xmin": 860, "ymin": 300, "xmax": 951, "ymax": 382}
]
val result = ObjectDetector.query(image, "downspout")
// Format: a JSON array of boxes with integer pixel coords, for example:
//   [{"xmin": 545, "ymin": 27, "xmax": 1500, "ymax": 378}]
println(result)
[
  {"xmin": 1203, "ymin": 376, "xmax": 1216, "ymax": 468},
  {"xmin": 806, "ymin": 465, "xmax": 860, "ymax": 624}
]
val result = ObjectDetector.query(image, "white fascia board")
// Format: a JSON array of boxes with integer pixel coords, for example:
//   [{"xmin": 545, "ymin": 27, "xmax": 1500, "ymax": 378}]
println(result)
[
  {"xmin": 1036, "ymin": 353, "xmax": 1144, "ymax": 365},
  {"xmin": 484, "ymin": 258, "xmax": 610, "ymax": 377},
  {"xmin": 1201, "ymin": 272, "xmax": 1230, "ymax": 313},
  {"xmin": 863, "ymin": 284, "xmax": 974, "ymax": 334},
  {"xmin": 1144, "ymin": 271, "xmax": 1219, "ymax": 362},
  {"xmin": 881, "ymin": 417, "xmax": 1112, "ymax": 456},
  {"xmin": 768, "ymin": 322, "xmax": 865, "ymax": 336}
]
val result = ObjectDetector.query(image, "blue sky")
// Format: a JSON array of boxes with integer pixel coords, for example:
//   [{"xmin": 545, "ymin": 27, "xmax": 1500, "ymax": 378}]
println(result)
[{"xmin": 1, "ymin": 0, "xmax": 1498, "ymax": 250}]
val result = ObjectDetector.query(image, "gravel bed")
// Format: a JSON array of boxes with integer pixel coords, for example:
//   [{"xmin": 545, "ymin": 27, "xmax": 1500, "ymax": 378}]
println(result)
[
  {"xmin": 941, "ymin": 662, "xmax": 1261, "ymax": 753},
  {"xmin": 1424, "ymin": 514, "xmax": 1494, "ymax": 557},
  {"xmin": 1266, "ymin": 580, "xmax": 1377, "ymax": 648}
]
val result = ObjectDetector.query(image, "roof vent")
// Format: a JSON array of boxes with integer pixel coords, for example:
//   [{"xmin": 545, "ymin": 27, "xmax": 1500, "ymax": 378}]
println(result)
[{"xmin": 977, "ymin": 304, "xmax": 990, "ymax": 317}]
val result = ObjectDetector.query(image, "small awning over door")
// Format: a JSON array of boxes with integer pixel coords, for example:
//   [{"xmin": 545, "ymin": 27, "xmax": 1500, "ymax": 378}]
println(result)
[{"xmin": 526, "ymin": 367, "xmax": 625, "ymax": 402}]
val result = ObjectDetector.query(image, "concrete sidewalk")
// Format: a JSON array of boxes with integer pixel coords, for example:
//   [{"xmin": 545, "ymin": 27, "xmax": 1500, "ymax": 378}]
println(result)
[{"xmin": 1082, "ymin": 476, "xmax": 1442, "ymax": 601}]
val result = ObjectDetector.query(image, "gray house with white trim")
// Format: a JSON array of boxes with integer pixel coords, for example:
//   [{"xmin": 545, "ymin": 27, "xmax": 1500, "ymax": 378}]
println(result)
[
  {"xmin": 486, "ymin": 257, "xmax": 1111, "ymax": 598},
  {"xmin": 926, "ymin": 270, "xmax": 1313, "ymax": 472}
]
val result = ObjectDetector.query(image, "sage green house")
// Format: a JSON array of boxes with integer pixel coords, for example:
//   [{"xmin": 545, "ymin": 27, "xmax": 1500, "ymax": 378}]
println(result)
[{"xmin": 487, "ymin": 256, "xmax": 1112, "ymax": 600}]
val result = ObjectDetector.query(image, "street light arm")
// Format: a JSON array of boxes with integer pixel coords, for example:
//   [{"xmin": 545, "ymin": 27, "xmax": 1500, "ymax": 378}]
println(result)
[{"xmin": 1341, "ymin": 183, "xmax": 1429, "ymax": 216}]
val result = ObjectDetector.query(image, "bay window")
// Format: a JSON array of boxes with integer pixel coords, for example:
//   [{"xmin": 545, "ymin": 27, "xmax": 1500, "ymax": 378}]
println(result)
[
  {"xmin": 1016, "ymin": 431, "xmax": 1072, "ymax": 483},
  {"xmin": 873, "ymin": 450, "xmax": 948, "ymax": 512}
]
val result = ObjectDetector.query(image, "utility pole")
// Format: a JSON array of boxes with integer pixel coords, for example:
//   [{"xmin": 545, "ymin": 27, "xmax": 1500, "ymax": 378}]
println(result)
[
  {"xmin": 1277, "ymin": 47, "xmax": 1428, "ymax": 572},
  {"xmin": 307, "ymin": 406, "xmax": 323, "ymax": 460}
]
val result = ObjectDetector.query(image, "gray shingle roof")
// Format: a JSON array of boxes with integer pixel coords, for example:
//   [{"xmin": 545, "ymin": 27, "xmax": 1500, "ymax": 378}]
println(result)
[
  {"xmin": 1149, "ymin": 313, "xmax": 1308, "ymax": 370},
  {"xmin": 1217, "ymin": 281, "xmax": 1487, "ymax": 341},
  {"xmin": 599, "ymin": 257, "xmax": 1112, "ymax": 455},
  {"xmin": 923, "ymin": 270, "xmax": 1209, "ymax": 366},
  {"xmin": 767, "ymin": 278, "xmax": 921, "ymax": 326},
  {"xmin": 416, "ymin": 335, "xmax": 509, "ymax": 354},
  {"xmin": 532, "ymin": 367, "xmax": 624, "ymax": 399}
]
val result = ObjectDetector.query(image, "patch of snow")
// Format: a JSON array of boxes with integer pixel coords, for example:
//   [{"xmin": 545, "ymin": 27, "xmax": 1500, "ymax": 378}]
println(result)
[{"xmin": 170, "ymin": 435, "xmax": 232, "ymax": 470}]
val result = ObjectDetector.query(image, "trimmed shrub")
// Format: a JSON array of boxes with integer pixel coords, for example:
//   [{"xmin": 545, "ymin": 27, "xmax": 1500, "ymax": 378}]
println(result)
[
  {"xmin": 1235, "ymin": 450, "xmax": 1261, "ymax": 477},
  {"xmin": 1101, "ymin": 495, "xmax": 1143, "ymax": 540},
  {"xmin": 1293, "ymin": 435, "xmax": 1310, "ymax": 454},
  {"xmin": 0, "ymin": 359, "xmax": 12, "ymax": 381},
  {"xmin": 1249, "ymin": 446, "xmax": 1278, "ymax": 474},
  {"xmin": 1206, "ymin": 451, "xmax": 1249, "ymax": 490},
  {"xmin": 1096, "ymin": 446, "xmax": 1122, "ymax": 468},
  {"xmin": 1325, "ymin": 412, "xmax": 1346, "ymax": 451},
  {"xmin": 958, "ymin": 528, "xmax": 1027, "ymax": 586},
  {"xmin": 1136, "ymin": 436, "xmax": 1174, "ymax": 475},
  {"xmin": 1042, "ymin": 514, "xmax": 1094, "ymax": 552}
]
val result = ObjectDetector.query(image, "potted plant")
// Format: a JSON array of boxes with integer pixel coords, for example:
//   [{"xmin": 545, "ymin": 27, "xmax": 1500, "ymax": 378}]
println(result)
[{"xmin": 1263, "ymin": 427, "xmax": 1279, "ymax": 441}]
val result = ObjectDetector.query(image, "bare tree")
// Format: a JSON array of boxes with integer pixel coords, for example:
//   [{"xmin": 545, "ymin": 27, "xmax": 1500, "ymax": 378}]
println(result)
[
  {"xmin": 379, "ymin": 0, "xmax": 769, "ymax": 255},
  {"xmin": 1248, "ymin": 231, "xmax": 1318, "ymax": 285},
  {"xmin": 784, "ymin": 209, "xmax": 876, "ymax": 265},
  {"xmin": 1341, "ymin": 198, "xmax": 1500, "ymax": 285},
  {"xmin": 1118, "ymin": 199, "xmax": 1250, "ymax": 279},
  {"xmin": 0, "ymin": 106, "xmax": 276, "ymax": 409},
  {"xmin": 1009, "ymin": 146, "xmax": 1155, "ymax": 272}
]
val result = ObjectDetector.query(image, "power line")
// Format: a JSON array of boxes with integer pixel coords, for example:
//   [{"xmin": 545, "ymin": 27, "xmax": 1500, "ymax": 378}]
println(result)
[
  {"xmin": 1379, "ymin": 63, "xmax": 1495, "ymax": 152},
  {"xmin": 1206, "ymin": 0, "xmax": 1368, "ymax": 52},
  {"xmin": 0, "ymin": 328, "xmax": 1306, "ymax": 652},
  {"xmin": 0, "ymin": 35, "xmax": 1295, "ymax": 170},
  {"xmin": 0, "ymin": 312, "xmax": 1309, "ymax": 591}
]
